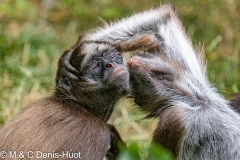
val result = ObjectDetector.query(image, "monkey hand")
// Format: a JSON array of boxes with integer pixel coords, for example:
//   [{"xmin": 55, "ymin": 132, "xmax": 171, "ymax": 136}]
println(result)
[
  {"xmin": 106, "ymin": 124, "xmax": 126, "ymax": 160},
  {"xmin": 56, "ymin": 49, "xmax": 79, "ymax": 90}
]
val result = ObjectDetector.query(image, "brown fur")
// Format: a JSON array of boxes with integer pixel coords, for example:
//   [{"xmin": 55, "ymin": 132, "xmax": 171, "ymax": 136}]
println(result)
[
  {"xmin": 0, "ymin": 97, "xmax": 110, "ymax": 160},
  {"xmin": 116, "ymin": 34, "xmax": 159, "ymax": 52}
]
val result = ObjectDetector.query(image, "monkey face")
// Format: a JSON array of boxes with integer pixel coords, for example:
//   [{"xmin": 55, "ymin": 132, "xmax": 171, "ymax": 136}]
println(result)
[
  {"xmin": 81, "ymin": 46, "xmax": 130, "ymax": 93},
  {"xmin": 128, "ymin": 52, "xmax": 175, "ymax": 112}
]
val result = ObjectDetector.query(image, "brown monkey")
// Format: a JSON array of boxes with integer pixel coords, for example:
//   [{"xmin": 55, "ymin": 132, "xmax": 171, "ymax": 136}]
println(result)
[{"xmin": 0, "ymin": 38, "xmax": 129, "ymax": 159}]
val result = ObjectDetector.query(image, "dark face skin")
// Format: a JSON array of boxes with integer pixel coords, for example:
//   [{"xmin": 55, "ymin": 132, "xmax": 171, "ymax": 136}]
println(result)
[
  {"xmin": 82, "ymin": 48, "xmax": 129, "ymax": 92},
  {"xmin": 56, "ymin": 43, "xmax": 130, "ymax": 122}
]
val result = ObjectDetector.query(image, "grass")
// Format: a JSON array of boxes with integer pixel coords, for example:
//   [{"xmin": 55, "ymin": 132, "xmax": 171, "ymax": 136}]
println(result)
[{"xmin": 0, "ymin": 0, "xmax": 239, "ymax": 155}]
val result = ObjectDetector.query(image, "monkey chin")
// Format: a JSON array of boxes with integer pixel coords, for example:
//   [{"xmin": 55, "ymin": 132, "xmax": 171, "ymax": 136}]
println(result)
[{"xmin": 108, "ymin": 67, "xmax": 130, "ymax": 94}]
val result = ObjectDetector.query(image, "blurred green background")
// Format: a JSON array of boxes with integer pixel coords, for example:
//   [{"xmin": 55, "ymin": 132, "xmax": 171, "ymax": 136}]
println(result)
[{"xmin": 0, "ymin": 0, "xmax": 239, "ymax": 154}]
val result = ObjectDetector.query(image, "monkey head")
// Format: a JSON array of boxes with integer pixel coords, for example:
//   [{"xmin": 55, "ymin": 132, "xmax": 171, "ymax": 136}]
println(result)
[{"xmin": 56, "ymin": 40, "xmax": 130, "ymax": 121}]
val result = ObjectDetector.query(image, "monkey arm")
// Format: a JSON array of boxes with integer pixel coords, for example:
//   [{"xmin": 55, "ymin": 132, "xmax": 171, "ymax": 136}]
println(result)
[
  {"xmin": 83, "ymin": 5, "xmax": 191, "ymax": 54},
  {"xmin": 84, "ymin": 5, "xmax": 172, "ymax": 51}
]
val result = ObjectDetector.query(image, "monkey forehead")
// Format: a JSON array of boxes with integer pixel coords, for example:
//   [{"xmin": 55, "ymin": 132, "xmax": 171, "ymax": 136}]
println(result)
[{"xmin": 81, "ymin": 43, "xmax": 115, "ymax": 68}]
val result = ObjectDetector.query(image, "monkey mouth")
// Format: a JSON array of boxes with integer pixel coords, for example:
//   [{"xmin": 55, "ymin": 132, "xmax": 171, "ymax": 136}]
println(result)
[{"xmin": 107, "ymin": 66, "xmax": 129, "ymax": 90}]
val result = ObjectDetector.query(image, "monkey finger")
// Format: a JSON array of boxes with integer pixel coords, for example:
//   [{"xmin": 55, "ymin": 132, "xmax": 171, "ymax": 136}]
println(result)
[
  {"xmin": 60, "ymin": 67, "xmax": 79, "ymax": 81},
  {"xmin": 62, "ymin": 49, "xmax": 78, "ymax": 73},
  {"xmin": 63, "ymin": 60, "xmax": 78, "ymax": 73},
  {"xmin": 128, "ymin": 58, "xmax": 135, "ymax": 67}
]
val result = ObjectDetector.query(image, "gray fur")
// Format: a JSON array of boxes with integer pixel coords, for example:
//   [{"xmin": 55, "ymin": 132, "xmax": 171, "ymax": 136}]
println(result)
[{"xmin": 87, "ymin": 4, "xmax": 240, "ymax": 160}]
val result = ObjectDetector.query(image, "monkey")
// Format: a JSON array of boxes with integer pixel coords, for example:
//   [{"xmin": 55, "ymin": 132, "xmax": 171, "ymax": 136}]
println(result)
[
  {"xmin": 126, "ymin": 5, "xmax": 240, "ymax": 160},
  {"xmin": 0, "ymin": 34, "xmax": 129, "ymax": 159}
]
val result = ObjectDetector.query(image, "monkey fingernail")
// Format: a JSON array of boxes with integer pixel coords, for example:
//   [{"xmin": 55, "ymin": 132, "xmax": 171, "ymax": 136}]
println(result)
[{"xmin": 128, "ymin": 58, "xmax": 135, "ymax": 66}]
